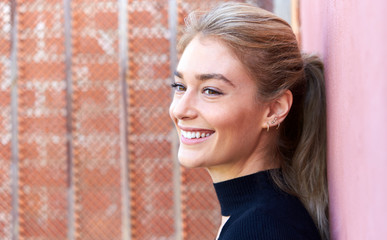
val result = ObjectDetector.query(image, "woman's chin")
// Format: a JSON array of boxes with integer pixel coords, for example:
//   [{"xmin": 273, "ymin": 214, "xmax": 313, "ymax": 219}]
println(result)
[{"xmin": 177, "ymin": 154, "xmax": 206, "ymax": 169}]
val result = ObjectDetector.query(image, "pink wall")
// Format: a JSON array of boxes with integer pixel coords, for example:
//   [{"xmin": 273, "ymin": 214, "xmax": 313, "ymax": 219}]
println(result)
[{"xmin": 300, "ymin": 0, "xmax": 387, "ymax": 239}]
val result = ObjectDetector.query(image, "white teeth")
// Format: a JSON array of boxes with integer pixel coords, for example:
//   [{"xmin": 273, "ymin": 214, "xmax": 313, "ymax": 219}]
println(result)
[{"xmin": 181, "ymin": 130, "xmax": 212, "ymax": 139}]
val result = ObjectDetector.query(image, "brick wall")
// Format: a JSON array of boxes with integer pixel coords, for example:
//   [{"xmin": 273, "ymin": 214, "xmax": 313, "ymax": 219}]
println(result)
[
  {"xmin": 127, "ymin": 0, "xmax": 174, "ymax": 239},
  {"xmin": 17, "ymin": 1, "xmax": 68, "ymax": 239},
  {"xmin": 71, "ymin": 1, "xmax": 122, "ymax": 239}
]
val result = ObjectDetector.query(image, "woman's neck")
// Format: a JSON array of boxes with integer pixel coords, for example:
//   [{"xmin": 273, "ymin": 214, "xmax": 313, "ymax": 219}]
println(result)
[{"xmin": 207, "ymin": 156, "xmax": 280, "ymax": 183}]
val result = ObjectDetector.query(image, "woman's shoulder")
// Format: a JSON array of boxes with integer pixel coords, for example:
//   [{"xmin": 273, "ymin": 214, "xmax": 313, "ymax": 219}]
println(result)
[
  {"xmin": 221, "ymin": 194, "xmax": 321, "ymax": 240},
  {"xmin": 223, "ymin": 205, "xmax": 321, "ymax": 240}
]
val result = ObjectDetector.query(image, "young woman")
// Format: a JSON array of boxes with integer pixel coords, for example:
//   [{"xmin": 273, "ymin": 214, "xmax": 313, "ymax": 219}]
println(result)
[{"xmin": 169, "ymin": 2, "xmax": 329, "ymax": 239}]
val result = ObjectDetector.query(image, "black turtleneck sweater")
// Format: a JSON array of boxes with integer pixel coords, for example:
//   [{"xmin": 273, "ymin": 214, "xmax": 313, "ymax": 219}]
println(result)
[{"xmin": 213, "ymin": 170, "xmax": 321, "ymax": 240}]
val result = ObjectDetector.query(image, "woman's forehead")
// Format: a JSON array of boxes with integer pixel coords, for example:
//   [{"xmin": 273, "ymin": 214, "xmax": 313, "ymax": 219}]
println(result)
[{"xmin": 177, "ymin": 37, "xmax": 249, "ymax": 82}]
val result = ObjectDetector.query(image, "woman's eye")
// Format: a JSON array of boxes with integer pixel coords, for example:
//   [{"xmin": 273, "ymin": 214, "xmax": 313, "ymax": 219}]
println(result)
[
  {"xmin": 203, "ymin": 88, "xmax": 223, "ymax": 96},
  {"xmin": 171, "ymin": 83, "xmax": 186, "ymax": 92}
]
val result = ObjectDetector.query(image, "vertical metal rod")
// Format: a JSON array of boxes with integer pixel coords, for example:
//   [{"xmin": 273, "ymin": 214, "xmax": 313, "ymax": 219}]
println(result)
[
  {"xmin": 10, "ymin": 0, "xmax": 19, "ymax": 239},
  {"xmin": 273, "ymin": 0, "xmax": 291, "ymax": 24},
  {"xmin": 168, "ymin": 0, "xmax": 182, "ymax": 239},
  {"xmin": 291, "ymin": 0, "xmax": 300, "ymax": 42},
  {"xmin": 118, "ymin": 0, "xmax": 130, "ymax": 239},
  {"xmin": 63, "ymin": 0, "xmax": 75, "ymax": 239}
]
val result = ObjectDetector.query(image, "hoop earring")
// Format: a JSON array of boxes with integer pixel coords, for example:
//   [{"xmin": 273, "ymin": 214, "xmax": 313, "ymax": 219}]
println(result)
[
  {"xmin": 276, "ymin": 122, "xmax": 280, "ymax": 129},
  {"xmin": 266, "ymin": 122, "xmax": 270, "ymax": 132}
]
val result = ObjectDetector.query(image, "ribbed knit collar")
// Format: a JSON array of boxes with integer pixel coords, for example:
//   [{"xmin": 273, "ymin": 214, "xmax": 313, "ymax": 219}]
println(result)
[{"xmin": 213, "ymin": 169, "xmax": 278, "ymax": 216}]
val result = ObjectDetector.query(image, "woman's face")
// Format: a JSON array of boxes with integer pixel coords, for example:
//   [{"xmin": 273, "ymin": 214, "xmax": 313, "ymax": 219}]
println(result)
[{"xmin": 169, "ymin": 36, "xmax": 269, "ymax": 177}]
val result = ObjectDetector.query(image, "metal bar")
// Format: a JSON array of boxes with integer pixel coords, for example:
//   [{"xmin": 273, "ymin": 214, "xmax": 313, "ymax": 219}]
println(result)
[
  {"xmin": 63, "ymin": 0, "xmax": 75, "ymax": 239},
  {"xmin": 10, "ymin": 0, "xmax": 19, "ymax": 239},
  {"xmin": 273, "ymin": 0, "xmax": 291, "ymax": 24},
  {"xmin": 118, "ymin": 0, "xmax": 130, "ymax": 239},
  {"xmin": 291, "ymin": 0, "xmax": 300, "ymax": 42}
]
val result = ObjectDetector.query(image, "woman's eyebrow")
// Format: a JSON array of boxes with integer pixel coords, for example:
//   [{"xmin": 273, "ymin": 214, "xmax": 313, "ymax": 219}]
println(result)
[
  {"xmin": 174, "ymin": 71, "xmax": 183, "ymax": 79},
  {"xmin": 174, "ymin": 70, "xmax": 235, "ymax": 88},
  {"xmin": 196, "ymin": 73, "xmax": 236, "ymax": 87}
]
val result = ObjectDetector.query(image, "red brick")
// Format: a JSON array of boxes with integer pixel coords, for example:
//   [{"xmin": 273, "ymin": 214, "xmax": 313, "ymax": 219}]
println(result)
[
  {"xmin": 21, "ymin": 10, "xmax": 63, "ymax": 29},
  {"xmin": 76, "ymin": 37, "xmax": 105, "ymax": 54},
  {"xmin": 95, "ymin": 11, "xmax": 118, "ymax": 29},
  {"xmin": 0, "ymin": 39, "xmax": 10, "ymax": 55},
  {"xmin": 19, "ymin": 89, "xmax": 36, "ymax": 108},
  {"xmin": 185, "ymin": 215, "xmax": 219, "ymax": 240},
  {"xmin": 76, "ymin": 88, "xmax": 108, "ymax": 106},
  {"xmin": 45, "ymin": 90, "xmax": 66, "ymax": 109},
  {"xmin": 184, "ymin": 168, "xmax": 213, "ymax": 184},
  {"xmin": 19, "ymin": 141, "xmax": 39, "ymax": 159},
  {"xmin": 79, "ymin": 213, "xmax": 121, "ymax": 240},
  {"xmin": 78, "ymin": 167, "xmax": 121, "ymax": 188},
  {"xmin": 132, "ymin": 111, "xmax": 171, "ymax": 135},
  {"xmin": 0, "ymin": 143, "xmax": 11, "ymax": 160},
  {"xmin": 21, "ymin": 116, "xmax": 66, "ymax": 135},
  {"xmin": 79, "ymin": 113, "xmax": 120, "ymax": 134},
  {"xmin": 152, "ymin": 190, "xmax": 174, "ymax": 210},
  {"xmin": 132, "ymin": 141, "xmax": 171, "ymax": 158},
  {"xmin": 22, "ymin": 38, "xmax": 65, "ymax": 56},
  {"xmin": 150, "ymin": 164, "xmax": 174, "ymax": 184},
  {"xmin": 22, "ymin": 62, "xmax": 65, "ymax": 80},
  {"xmin": 80, "ymin": 189, "xmax": 121, "ymax": 213},
  {"xmin": 132, "ymin": 88, "xmax": 170, "ymax": 107},
  {"xmin": 131, "ymin": 38, "xmax": 169, "ymax": 54},
  {"xmin": 89, "ymin": 63, "xmax": 119, "ymax": 81},
  {"xmin": 24, "ymin": 166, "xmax": 67, "ymax": 187},
  {"xmin": 149, "ymin": 215, "xmax": 174, "ymax": 235},
  {"xmin": 129, "ymin": 12, "xmax": 154, "ymax": 27}
]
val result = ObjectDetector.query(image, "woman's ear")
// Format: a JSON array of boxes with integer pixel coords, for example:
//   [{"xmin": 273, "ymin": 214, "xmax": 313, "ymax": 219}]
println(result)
[{"xmin": 261, "ymin": 90, "xmax": 293, "ymax": 130}]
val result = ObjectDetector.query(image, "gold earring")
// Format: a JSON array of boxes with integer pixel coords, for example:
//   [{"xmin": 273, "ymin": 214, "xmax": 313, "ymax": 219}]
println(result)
[{"xmin": 267, "ymin": 122, "xmax": 270, "ymax": 132}]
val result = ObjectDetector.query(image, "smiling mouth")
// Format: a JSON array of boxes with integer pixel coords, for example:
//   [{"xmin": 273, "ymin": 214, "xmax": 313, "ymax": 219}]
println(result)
[{"xmin": 181, "ymin": 130, "xmax": 214, "ymax": 139}]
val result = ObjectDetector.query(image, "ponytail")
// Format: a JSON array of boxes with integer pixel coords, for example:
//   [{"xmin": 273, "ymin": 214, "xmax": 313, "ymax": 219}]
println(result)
[
  {"xmin": 298, "ymin": 54, "xmax": 328, "ymax": 239},
  {"xmin": 273, "ymin": 54, "xmax": 329, "ymax": 239}
]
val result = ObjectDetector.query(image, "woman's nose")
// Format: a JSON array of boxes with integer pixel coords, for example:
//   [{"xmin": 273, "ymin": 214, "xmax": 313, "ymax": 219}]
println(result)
[{"xmin": 170, "ymin": 92, "xmax": 198, "ymax": 120}]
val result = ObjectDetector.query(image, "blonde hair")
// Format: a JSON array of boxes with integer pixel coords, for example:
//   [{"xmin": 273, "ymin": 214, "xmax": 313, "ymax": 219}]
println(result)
[{"xmin": 179, "ymin": 2, "xmax": 329, "ymax": 239}]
